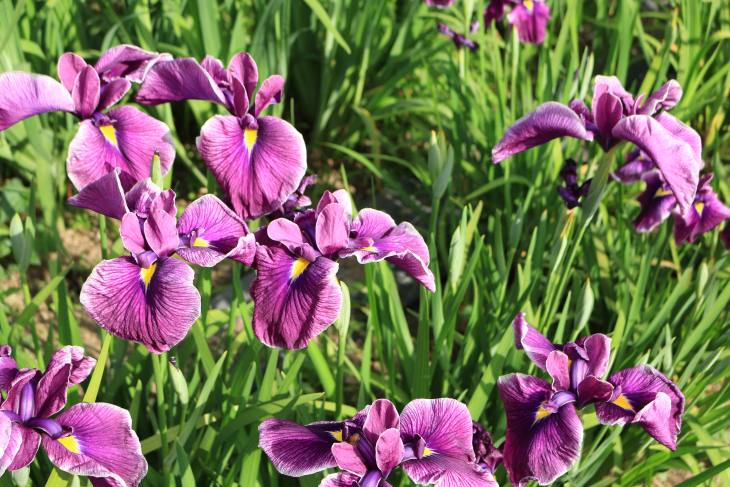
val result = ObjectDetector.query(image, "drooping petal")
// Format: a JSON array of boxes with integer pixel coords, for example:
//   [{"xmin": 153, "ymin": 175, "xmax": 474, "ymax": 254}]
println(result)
[
  {"xmin": 46, "ymin": 346, "xmax": 96, "ymax": 386},
  {"xmin": 593, "ymin": 92, "xmax": 623, "ymax": 146},
  {"xmin": 580, "ymin": 334, "xmax": 611, "ymax": 379},
  {"xmin": 0, "ymin": 72, "xmax": 76, "ymax": 130},
  {"xmin": 68, "ymin": 168, "xmax": 129, "ymax": 220},
  {"xmin": 498, "ymin": 374, "xmax": 582, "ymax": 487},
  {"xmin": 401, "ymin": 455, "xmax": 498, "ymax": 487},
  {"xmin": 197, "ymin": 114, "xmax": 307, "ymax": 221},
  {"xmin": 512, "ymin": 312, "xmax": 559, "ymax": 370},
  {"xmin": 472, "ymin": 422, "xmax": 503, "ymax": 475},
  {"xmin": 612, "ymin": 115, "xmax": 700, "ymax": 215},
  {"xmin": 339, "ymin": 209, "xmax": 435, "ymax": 292},
  {"xmin": 72, "ymin": 66, "xmax": 101, "ymax": 119},
  {"xmin": 320, "ymin": 472, "xmax": 362, "ymax": 487},
  {"xmin": 332, "ymin": 442, "xmax": 369, "ymax": 477},
  {"xmin": 124, "ymin": 178, "xmax": 162, "ymax": 217},
  {"xmin": 98, "ymin": 78, "xmax": 132, "ymax": 111},
  {"xmin": 0, "ymin": 416, "xmax": 22, "ymax": 475},
  {"xmin": 34, "ymin": 362, "xmax": 72, "ymax": 419},
  {"xmin": 492, "ymin": 102, "xmax": 592, "ymax": 164},
  {"xmin": 95, "ymin": 45, "xmax": 170, "ymax": 84},
  {"xmin": 575, "ymin": 376, "xmax": 614, "ymax": 407},
  {"xmin": 120, "ymin": 213, "xmax": 147, "ymax": 254},
  {"xmin": 595, "ymin": 365, "xmax": 684, "ymax": 450},
  {"xmin": 6, "ymin": 425, "xmax": 41, "ymax": 471},
  {"xmin": 135, "ymin": 58, "xmax": 228, "ymax": 107},
  {"xmin": 144, "ymin": 210, "xmax": 179, "ymax": 258},
  {"xmin": 0, "ymin": 346, "xmax": 18, "ymax": 392},
  {"xmin": 176, "ymin": 195, "xmax": 256, "ymax": 267},
  {"xmin": 67, "ymin": 106, "xmax": 175, "ymax": 190},
  {"xmin": 362, "ymin": 399, "xmax": 400, "ymax": 449},
  {"xmin": 673, "ymin": 188, "xmax": 730, "ymax": 245},
  {"xmin": 376, "ymin": 428, "xmax": 404, "ymax": 479},
  {"xmin": 58, "ymin": 53, "xmax": 88, "ymax": 91},
  {"xmin": 507, "ymin": 1, "xmax": 551, "ymax": 45},
  {"xmin": 654, "ymin": 112, "xmax": 702, "ymax": 164},
  {"xmin": 258, "ymin": 418, "xmax": 347, "ymax": 476},
  {"xmin": 637, "ymin": 80, "xmax": 682, "ymax": 116},
  {"xmin": 250, "ymin": 246, "xmax": 342, "ymax": 349},
  {"xmin": 80, "ymin": 256, "xmax": 201, "ymax": 354},
  {"xmin": 43, "ymin": 403, "xmax": 147, "ymax": 487},
  {"xmin": 545, "ymin": 351, "xmax": 570, "ymax": 391},
  {"xmin": 254, "ymin": 75, "xmax": 285, "ymax": 118},
  {"xmin": 633, "ymin": 171, "xmax": 677, "ymax": 233},
  {"xmin": 316, "ymin": 204, "xmax": 350, "ymax": 255},
  {"xmin": 227, "ymin": 52, "xmax": 259, "ymax": 106},
  {"xmin": 611, "ymin": 150, "xmax": 656, "ymax": 185}
]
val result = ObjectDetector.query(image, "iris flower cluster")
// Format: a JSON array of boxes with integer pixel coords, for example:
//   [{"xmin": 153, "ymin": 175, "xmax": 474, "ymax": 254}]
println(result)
[
  {"xmin": 498, "ymin": 313, "xmax": 685, "ymax": 486},
  {"xmin": 259, "ymin": 398, "xmax": 499, "ymax": 487},
  {"xmin": 0, "ymin": 346, "xmax": 146, "ymax": 486}
]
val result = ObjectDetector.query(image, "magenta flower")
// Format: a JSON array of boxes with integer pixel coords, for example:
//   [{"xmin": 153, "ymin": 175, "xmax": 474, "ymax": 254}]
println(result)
[
  {"xmin": 73, "ymin": 169, "xmax": 255, "ymax": 353},
  {"xmin": 136, "ymin": 52, "xmax": 306, "ymax": 221},
  {"xmin": 424, "ymin": 0, "xmax": 459, "ymax": 8},
  {"xmin": 250, "ymin": 189, "xmax": 434, "ymax": 349},
  {"xmin": 484, "ymin": 1, "xmax": 551, "ymax": 45},
  {"xmin": 472, "ymin": 421, "xmax": 503, "ymax": 475},
  {"xmin": 672, "ymin": 174, "xmax": 730, "ymax": 245},
  {"xmin": 498, "ymin": 313, "xmax": 685, "ymax": 487},
  {"xmin": 0, "ymin": 45, "xmax": 174, "ymax": 191},
  {"xmin": 492, "ymin": 77, "xmax": 702, "ymax": 214},
  {"xmin": 259, "ymin": 398, "xmax": 497, "ymax": 487},
  {"xmin": 0, "ymin": 346, "xmax": 147, "ymax": 486},
  {"xmin": 437, "ymin": 23, "xmax": 479, "ymax": 52}
]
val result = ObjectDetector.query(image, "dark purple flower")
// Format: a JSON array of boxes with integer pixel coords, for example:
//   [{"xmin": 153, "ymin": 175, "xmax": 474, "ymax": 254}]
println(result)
[
  {"xmin": 507, "ymin": 1, "xmax": 551, "ymax": 44},
  {"xmin": 632, "ymin": 170, "xmax": 677, "ymax": 233},
  {"xmin": 251, "ymin": 190, "xmax": 434, "ymax": 349},
  {"xmin": 0, "ymin": 46, "xmax": 174, "ymax": 191},
  {"xmin": 672, "ymin": 174, "xmax": 730, "ymax": 245},
  {"xmin": 484, "ymin": 0, "xmax": 508, "ymax": 29},
  {"xmin": 437, "ymin": 23, "xmax": 479, "ymax": 53},
  {"xmin": 425, "ymin": 0, "xmax": 458, "ymax": 7},
  {"xmin": 500, "ymin": 313, "xmax": 685, "ymax": 486},
  {"xmin": 75, "ymin": 170, "xmax": 255, "ymax": 353},
  {"xmin": 0, "ymin": 347, "xmax": 147, "ymax": 486},
  {"xmin": 556, "ymin": 159, "xmax": 591, "ymax": 209},
  {"xmin": 610, "ymin": 149, "xmax": 656, "ymax": 185},
  {"xmin": 472, "ymin": 421, "xmax": 503, "ymax": 475},
  {"xmin": 136, "ymin": 53, "xmax": 306, "ymax": 221},
  {"xmin": 492, "ymin": 77, "xmax": 701, "ymax": 215}
]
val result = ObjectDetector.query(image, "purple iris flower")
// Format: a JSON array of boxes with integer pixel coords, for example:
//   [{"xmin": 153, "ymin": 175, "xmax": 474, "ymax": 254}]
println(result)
[
  {"xmin": 492, "ymin": 77, "xmax": 702, "ymax": 215},
  {"xmin": 259, "ymin": 398, "xmax": 497, "ymax": 487},
  {"xmin": 0, "ymin": 346, "xmax": 147, "ymax": 486},
  {"xmin": 437, "ymin": 23, "xmax": 479, "ymax": 52},
  {"xmin": 556, "ymin": 159, "xmax": 591, "ymax": 209},
  {"xmin": 424, "ymin": 0, "xmax": 459, "ymax": 7},
  {"xmin": 484, "ymin": 1, "xmax": 551, "ymax": 45},
  {"xmin": 269, "ymin": 174, "xmax": 318, "ymax": 220},
  {"xmin": 71, "ymin": 169, "xmax": 256, "ymax": 353},
  {"xmin": 672, "ymin": 174, "xmax": 730, "ymax": 245},
  {"xmin": 0, "ymin": 45, "xmax": 174, "ymax": 191},
  {"xmin": 135, "ymin": 52, "xmax": 306, "ymax": 221},
  {"xmin": 472, "ymin": 421, "xmax": 503, "ymax": 475},
  {"xmin": 632, "ymin": 170, "xmax": 677, "ymax": 233},
  {"xmin": 498, "ymin": 313, "xmax": 685, "ymax": 487},
  {"xmin": 250, "ymin": 189, "xmax": 435, "ymax": 349}
]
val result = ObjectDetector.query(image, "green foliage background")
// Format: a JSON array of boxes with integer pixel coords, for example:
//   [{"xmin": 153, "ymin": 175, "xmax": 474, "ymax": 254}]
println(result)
[{"xmin": 1, "ymin": 0, "xmax": 730, "ymax": 486}]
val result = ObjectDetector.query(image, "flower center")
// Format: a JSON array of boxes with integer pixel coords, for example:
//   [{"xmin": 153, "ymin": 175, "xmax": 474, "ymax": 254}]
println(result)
[
  {"xmin": 524, "ymin": 0, "xmax": 534, "ymax": 12},
  {"xmin": 612, "ymin": 394, "xmax": 635, "ymax": 412},
  {"xmin": 695, "ymin": 202, "xmax": 704, "ymax": 216},
  {"xmin": 244, "ymin": 128, "xmax": 257, "ymax": 155},
  {"xmin": 654, "ymin": 187, "xmax": 673, "ymax": 198},
  {"xmin": 290, "ymin": 257, "xmax": 310, "ymax": 280},
  {"xmin": 194, "ymin": 237, "xmax": 211, "ymax": 247},
  {"xmin": 58, "ymin": 435, "xmax": 81, "ymax": 454},
  {"xmin": 99, "ymin": 124, "xmax": 118, "ymax": 148},
  {"xmin": 140, "ymin": 262, "xmax": 157, "ymax": 292}
]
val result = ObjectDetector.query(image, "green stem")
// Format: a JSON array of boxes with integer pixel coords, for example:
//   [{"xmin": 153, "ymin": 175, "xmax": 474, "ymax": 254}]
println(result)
[
  {"xmin": 335, "ymin": 332, "xmax": 346, "ymax": 419},
  {"xmin": 151, "ymin": 353, "xmax": 171, "ymax": 485},
  {"xmin": 20, "ymin": 272, "xmax": 43, "ymax": 367},
  {"xmin": 99, "ymin": 214, "xmax": 108, "ymax": 260}
]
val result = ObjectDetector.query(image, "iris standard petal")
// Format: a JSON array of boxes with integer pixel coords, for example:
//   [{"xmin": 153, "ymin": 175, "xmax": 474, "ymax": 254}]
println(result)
[
  {"xmin": 230, "ymin": 76, "xmax": 250, "ymax": 118},
  {"xmin": 67, "ymin": 106, "xmax": 175, "ymax": 190},
  {"xmin": 42, "ymin": 403, "xmax": 147, "ymax": 487},
  {"xmin": 595, "ymin": 365, "xmax": 684, "ymax": 450},
  {"xmin": 144, "ymin": 209, "xmax": 179, "ymax": 258},
  {"xmin": 258, "ymin": 418, "xmax": 348, "ymax": 476},
  {"xmin": 0, "ymin": 72, "xmax": 76, "ymax": 130},
  {"xmin": 46, "ymin": 346, "xmax": 96, "ymax": 387},
  {"xmin": 228, "ymin": 52, "xmax": 259, "ymax": 106},
  {"xmin": 58, "ymin": 53, "xmax": 88, "ymax": 92},
  {"xmin": 135, "ymin": 58, "xmax": 228, "ymax": 107},
  {"xmin": 637, "ymin": 80, "xmax": 682, "ymax": 116},
  {"xmin": 7, "ymin": 425, "xmax": 41, "ymax": 471},
  {"xmin": 80, "ymin": 256, "xmax": 201, "ymax": 354},
  {"xmin": 376, "ymin": 428, "xmax": 404, "ymax": 479},
  {"xmin": 580, "ymin": 334, "xmax": 611, "ymax": 379},
  {"xmin": 332, "ymin": 442, "xmax": 369, "ymax": 476},
  {"xmin": 507, "ymin": 1, "xmax": 551, "ymax": 45},
  {"xmin": 545, "ymin": 351, "xmax": 570, "ymax": 391},
  {"xmin": 34, "ymin": 362, "xmax": 73, "ymax": 419},
  {"xmin": 612, "ymin": 115, "xmax": 699, "ymax": 215},
  {"xmin": 316, "ymin": 204, "xmax": 350, "ymax": 255},
  {"xmin": 0, "ymin": 345, "xmax": 19, "ymax": 392},
  {"xmin": 0, "ymin": 416, "xmax": 22, "ymax": 475},
  {"xmin": 72, "ymin": 66, "xmax": 101, "ymax": 119},
  {"xmin": 197, "ymin": 115, "xmax": 307, "ymax": 221},
  {"xmin": 575, "ymin": 376, "xmax": 614, "ymax": 407},
  {"xmin": 268, "ymin": 218, "xmax": 311, "ymax": 252},
  {"xmin": 498, "ymin": 373, "xmax": 582, "ymax": 487},
  {"xmin": 68, "ymin": 168, "xmax": 129, "ymax": 220},
  {"xmin": 125, "ymin": 178, "xmax": 162, "ymax": 217},
  {"xmin": 120, "ymin": 213, "xmax": 147, "ymax": 254},
  {"xmin": 362, "ymin": 399, "xmax": 400, "ymax": 449},
  {"xmin": 95, "ymin": 45, "xmax": 170, "ymax": 83},
  {"xmin": 98, "ymin": 78, "xmax": 132, "ymax": 111},
  {"xmin": 593, "ymin": 92, "xmax": 623, "ymax": 146},
  {"xmin": 250, "ymin": 246, "xmax": 342, "ymax": 349},
  {"xmin": 492, "ymin": 102, "xmax": 593, "ymax": 163},
  {"xmin": 176, "ymin": 194, "xmax": 256, "ymax": 267},
  {"xmin": 254, "ymin": 75, "xmax": 285, "ymax": 118},
  {"xmin": 512, "ymin": 312, "xmax": 559, "ymax": 370}
]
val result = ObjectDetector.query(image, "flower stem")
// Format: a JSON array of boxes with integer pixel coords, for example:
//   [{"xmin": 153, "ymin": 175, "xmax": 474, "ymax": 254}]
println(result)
[
  {"xmin": 99, "ymin": 214, "xmax": 108, "ymax": 260},
  {"xmin": 20, "ymin": 272, "xmax": 43, "ymax": 367},
  {"xmin": 151, "ymin": 353, "xmax": 171, "ymax": 485}
]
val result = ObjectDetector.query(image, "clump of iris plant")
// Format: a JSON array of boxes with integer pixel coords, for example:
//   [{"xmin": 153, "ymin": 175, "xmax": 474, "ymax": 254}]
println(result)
[
  {"xmin": 556, "ymin": 159, "xmax": 591, "ymax": 209},
  {"xmin": 492, "ymin": 76, "xmax": 702, "ymax": 216},
  {"xmin": 484, "ymin": 0, "xmax": 551, "ymax": 45},
  {"xmin": 0, "ymin": 346, "xmax": 147, "ymax": 486},
  {"xmin": 437, "ymin": 22, "xmax": 479, "ymax": 52},
  {"xmin": 250, "ymin": 189, "xmax": 435, "ymax": 349},
  {"xmin": 259, "ymin": 398, "xmax": 497, "ymax": 487},
  {"xmin": 497, "ymin": 313, "xmax": 685, "ymax": 487},
  {"xmin": 136, "ymin": 52, "xmax": 306, "ymax": 221},
  {"xmin": 0, "ymin": 45, "xmax": 175, "ymax": 191},
  {"xmin": 70, "ymin": 168, "xmax": 256, "ymax": 353}
]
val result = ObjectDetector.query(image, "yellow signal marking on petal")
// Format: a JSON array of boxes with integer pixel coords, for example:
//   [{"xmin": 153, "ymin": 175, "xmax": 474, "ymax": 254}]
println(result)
[
  {"xmin": 330, "ymin": 430, "xmax": 344, "ymax": 442},
  {"xmin": 290, "ymin": 257, "xmax": 310, "ymax": 280},
  {"xmin": 695, "ymin": 202, "xmax": 705, "ymax": 217},
  {"xmin": 58, "ymin": 436, "xmax": 81, "ymax": 454},
  {"xmin": 524, "ymin": 0, "xmax": 534, "ymax": 12},
  {"xmin": 423, "ymin": 447, "xmax": 435, "ymax": 457},
  {"xmin": 194, "ymin": 238, "xmax": 211, "ymax": 247},
  {"xmin": 612, "ymin": 394, "xmax": 635, "ymax": 412},
  {"xmin": 244, "ymin": 128, "xmax": 258, "ymax": 155},
  {"xmin": 140, "ymin": 262, "xmax": 157, "ymax": 292},
  {"xmin": 100, "ymin": 125, "xmax": 118, "ymax": 148},
  {"xmin": 655, "ymin": 187, "xmax": 674, "ymax": 198},
  {"xmin": 362, "ymin": 247, "xmax": 376, "ymax": 252},
  {"xmin": 533, "ymin": 406, "xmax": 552, "ymax": 425}
]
